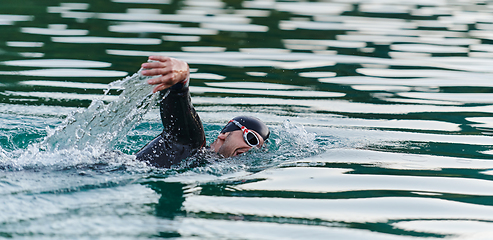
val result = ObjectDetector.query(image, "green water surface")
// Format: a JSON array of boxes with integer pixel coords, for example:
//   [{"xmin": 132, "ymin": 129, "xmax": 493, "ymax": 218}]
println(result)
[{"xmin": 1, "ymin": 0, "xmax": 493, "ymax": 239}]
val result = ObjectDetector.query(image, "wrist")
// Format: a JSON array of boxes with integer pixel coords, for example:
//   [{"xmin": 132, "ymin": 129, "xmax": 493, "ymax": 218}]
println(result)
[
  {"xmin": 169, "ymin": 74, "xmax": 190, "ymax": 91},
  {"xmin": 181, "ymin": 75, "xmax": 190, "ymax": 87}
]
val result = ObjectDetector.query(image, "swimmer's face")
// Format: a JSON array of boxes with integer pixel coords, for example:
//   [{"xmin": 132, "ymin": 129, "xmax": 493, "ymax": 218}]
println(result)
[{"xmin": 210, "ymin": 130, "xmax": 264, "ymax": 158}]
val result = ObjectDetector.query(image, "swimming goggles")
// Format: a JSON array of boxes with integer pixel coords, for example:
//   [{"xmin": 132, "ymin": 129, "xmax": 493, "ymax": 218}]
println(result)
[{"xmin": 228, "ymin": 119, "xmax": 260, "ymax": 147}]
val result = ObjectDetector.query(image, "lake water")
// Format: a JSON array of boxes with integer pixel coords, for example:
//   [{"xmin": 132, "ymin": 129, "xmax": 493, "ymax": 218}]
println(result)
[{"xmin": 2, "ymin": 0, "xmax": 493, "ymax": 239}]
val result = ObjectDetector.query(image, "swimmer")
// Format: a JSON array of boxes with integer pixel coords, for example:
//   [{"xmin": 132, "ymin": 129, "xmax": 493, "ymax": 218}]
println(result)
[{"xmin": 135, "ymin": 56, "xmax": 270, "ymax": 168}]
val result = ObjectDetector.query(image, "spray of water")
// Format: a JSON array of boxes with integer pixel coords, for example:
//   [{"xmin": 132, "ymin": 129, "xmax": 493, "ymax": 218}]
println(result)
[
  {"xmin": 175, "ymin": 119, "xmax": 329, "ymax": 176},
  {"xmin": 1, "ymin": 66, "xmax": 335, "ymax": 174},
  {"xmin": 42, "ymin": 68, "xmax": 158, "ymax": 151},
  {"xmin": 0, "ymin": 67, "xmax": 162, "ymax": 171}
]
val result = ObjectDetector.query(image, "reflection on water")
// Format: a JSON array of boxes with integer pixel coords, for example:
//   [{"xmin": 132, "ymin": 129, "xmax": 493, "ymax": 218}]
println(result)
[
  {"xmin": 22, "ymin": 24, "xmax": 89, "ymax": 36},
  {"xmin": 1, "ymin": 59, "xmax": 111, "ymax": 67},
  {"xmin": 2, "ymin": 0, "xmax": 493, "ymax": 239},
  {"xmin": 52, "ymin": 36, "xmax": 162, "ymax": 45},
  {"xmin": 0, "ymin": 69, "xmax": 127, "ymax": 77}
]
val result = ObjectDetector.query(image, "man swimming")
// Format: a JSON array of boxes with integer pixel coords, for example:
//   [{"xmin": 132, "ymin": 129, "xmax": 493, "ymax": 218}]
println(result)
[{"xmin": 135, "ymin": 56, "xmax": 270, "ymax": 168}]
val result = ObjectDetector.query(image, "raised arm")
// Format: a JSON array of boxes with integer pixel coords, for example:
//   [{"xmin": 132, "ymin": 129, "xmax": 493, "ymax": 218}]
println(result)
[{"xmin": 136, "ymin": 56, "xmax": 206, "ymax": 168}]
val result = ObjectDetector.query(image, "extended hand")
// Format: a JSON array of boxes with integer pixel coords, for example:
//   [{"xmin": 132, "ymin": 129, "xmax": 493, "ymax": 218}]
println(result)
[{"xmin": 141, "ymin": 56, "xmax": 190, "ymax": 93}]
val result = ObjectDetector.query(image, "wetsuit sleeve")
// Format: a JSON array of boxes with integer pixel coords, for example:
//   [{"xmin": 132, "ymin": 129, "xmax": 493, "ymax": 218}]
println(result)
[
  {"xmin": 160, "ymin": 77, "xmax": 205, "ymax": 147},
  {"xmin": 136, "ymin": 78, "xmax": 206, "ymax": 168}
]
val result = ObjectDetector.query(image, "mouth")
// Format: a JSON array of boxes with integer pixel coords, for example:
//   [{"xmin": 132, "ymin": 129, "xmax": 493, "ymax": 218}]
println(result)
[{"xmin": 232, "ymin": 148, "xmax": 249, "ymax": 157}]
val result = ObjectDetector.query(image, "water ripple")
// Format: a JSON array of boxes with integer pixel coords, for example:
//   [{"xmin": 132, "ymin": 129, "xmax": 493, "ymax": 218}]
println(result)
[
  {"xmin": 0, "ymin": 69, "xmax": 127, "ymax": 77},
  {"xmin": 21, "ymin": 25, "xmax": 89, "ymax": 36},
  {"xmin": 51, "ymin": 36, "xmax": 162, "ymax": 45},
  {"xmin": 2, "ymin": 0, "xmax": 493, "ymax": 238}
]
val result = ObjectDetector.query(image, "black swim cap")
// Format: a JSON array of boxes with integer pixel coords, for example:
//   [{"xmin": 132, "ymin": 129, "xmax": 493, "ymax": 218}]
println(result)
[{"xmin": 221, "ymin": 116, "xmax": 270, "ymax": 141}]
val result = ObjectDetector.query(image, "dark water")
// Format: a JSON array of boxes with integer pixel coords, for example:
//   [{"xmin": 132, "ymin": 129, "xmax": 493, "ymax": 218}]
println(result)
[{"xmin": 2, "ymin": 0, "xmax": 493, "ymax": 239}]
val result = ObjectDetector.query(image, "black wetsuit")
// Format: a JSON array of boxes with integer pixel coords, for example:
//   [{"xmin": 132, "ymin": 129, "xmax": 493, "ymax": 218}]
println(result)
[{"xmin": 135, "ymin": 80, "xmax": 206, "ymax": 168}]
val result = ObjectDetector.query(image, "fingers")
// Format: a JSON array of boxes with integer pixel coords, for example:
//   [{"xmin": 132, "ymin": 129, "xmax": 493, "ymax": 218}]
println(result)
[
  {"xmin": 141, "ymin": 56, "xmax": 170, "ymax": 69},
  {"xmin": 147, "ymin": 74, "xmax": 172, "ymax": 84},
  {"xmin": 141, "ymin": 60, "xmax": 167, "ymax": 73},
  {"xmin": 152, "ymin": 81, "xmax": 176, "ymax": 93},
  {"xmin": 148, "ymin": 55, "xmax": 170, "ymax": 62},
  {"xmin": 141, "ymin": 55, "xmax": 190, "ymax": 92},
  {"xmin": 141, "ymin": 67, "xmax": 171, "ymax": 76},
  {"xmin": 147, "ymin": 77, "xmax": 160, "ymax": 85},
  {"xmin": 147, "ymin": 74, "xmax": 175, "ymax": 88},
  {"xmin": 141, "ymin": 61, "xmax": 164, "ymax": 69},
  {"xmin": 141, "ymin": 56, "xmax": 176, "ymax": 76},
  {"xmin": 152, "ymin": 84, "xmax": 167, "ymax": 93}
]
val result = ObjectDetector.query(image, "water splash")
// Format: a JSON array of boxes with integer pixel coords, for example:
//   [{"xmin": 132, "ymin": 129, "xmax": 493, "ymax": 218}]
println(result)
[
  {"xmin": 268, "ymin": 120, "xmax": 321, "ymax": 160},
  {"xmin": 173, "ymin": 120, "xmax": 330, "ymax": 176},
  {"xmin": 1, "ymin": 136, "xmax": 157, "ymax": 174},
  {"xmin": 42, "ymin": 67, "xmax": 158, "ymax": 151},
  {"xmin": 0, "ymin": 67, "xmax": 160, "ymax": 171},
  {"xmin": 1, "ymin": 71, "xmax": 333, "ymax": 174}
]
